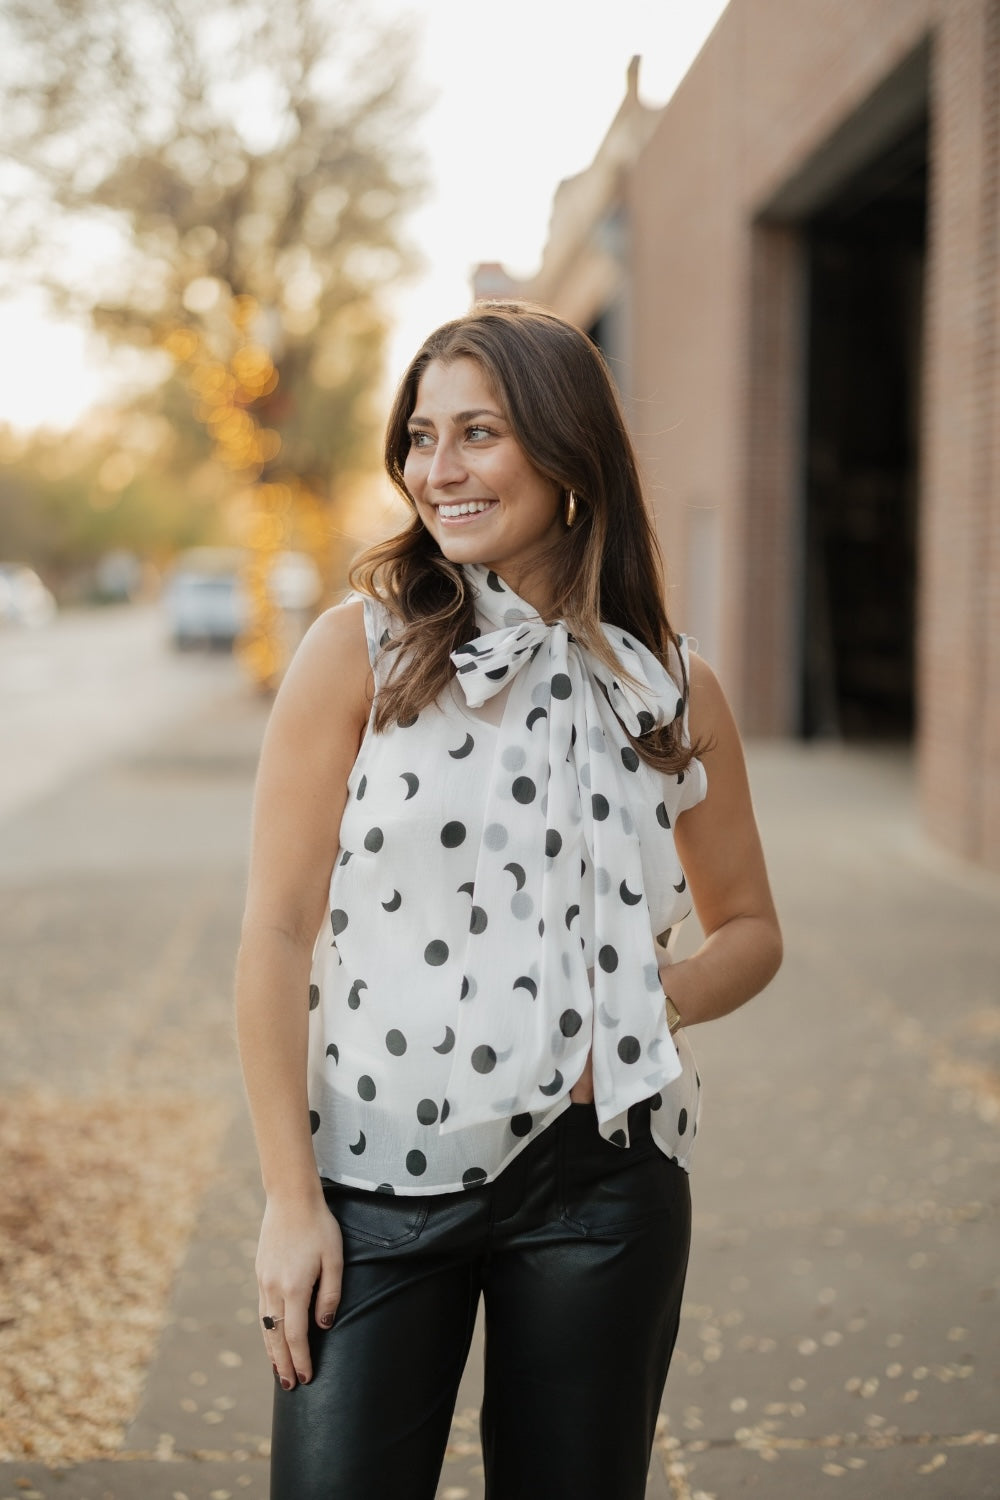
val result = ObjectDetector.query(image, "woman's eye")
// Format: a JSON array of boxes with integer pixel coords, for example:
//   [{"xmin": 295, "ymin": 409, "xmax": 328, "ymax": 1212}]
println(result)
[
  {"xmin": 408, "ymin": 430, "xmax": 433, "ymax": 448},
  {"xmin": 467, "ymin": 425, "xmax": 494, "ymax": 441}
]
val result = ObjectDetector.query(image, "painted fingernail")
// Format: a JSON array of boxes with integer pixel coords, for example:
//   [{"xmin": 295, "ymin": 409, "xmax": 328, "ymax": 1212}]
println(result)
[
  {"xmin": 319, "ymin": 1314, "xmax": 333, "ymax": 1328},
  {"xmin": 280, "ymin": 1377, "xmax": 293, "ymax": 1390},
  {"xmin": 296, "ymin": 1371, "xmax": 309, "ymax": 1384}
]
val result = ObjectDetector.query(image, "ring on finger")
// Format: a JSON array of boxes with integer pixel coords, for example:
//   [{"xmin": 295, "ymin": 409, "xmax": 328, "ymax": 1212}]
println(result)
[{"xmin": 262, "ymin": 1315, "xmax": 285, "ymax": 1331}]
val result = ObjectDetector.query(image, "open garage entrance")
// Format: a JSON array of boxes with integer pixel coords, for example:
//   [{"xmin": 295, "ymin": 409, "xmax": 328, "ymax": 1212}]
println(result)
[{"xmin": 800, "ymin": 120, "xmax": 928, "ymax": 740}]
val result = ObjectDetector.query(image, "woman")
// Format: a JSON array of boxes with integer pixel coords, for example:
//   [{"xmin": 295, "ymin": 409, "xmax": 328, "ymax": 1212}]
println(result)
[{"xmin": 236, "ymin": 302, "xmax": 781, "ymax": 1500}]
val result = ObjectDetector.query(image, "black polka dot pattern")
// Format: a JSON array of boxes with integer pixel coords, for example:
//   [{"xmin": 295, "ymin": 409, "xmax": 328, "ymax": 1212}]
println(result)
[
  {"xmin": 304, "ymin": 568, "xmax": 707, "ymax": 1193},
  {"xmin": 434, "ymin": 1025, "xmax": 456, "ymax": 1053}
]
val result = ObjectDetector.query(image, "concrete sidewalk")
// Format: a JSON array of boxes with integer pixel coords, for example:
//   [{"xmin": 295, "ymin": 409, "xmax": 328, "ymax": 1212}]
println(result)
[{"xmin": 0, "ymin": 690, "xmax": 997, "ymax": 1499}]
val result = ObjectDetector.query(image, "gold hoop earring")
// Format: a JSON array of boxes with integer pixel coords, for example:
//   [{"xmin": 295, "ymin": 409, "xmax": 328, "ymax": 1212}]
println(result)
[{"xmin": 565, "ymin": 490, "xmax": 578, "ymax": 528}]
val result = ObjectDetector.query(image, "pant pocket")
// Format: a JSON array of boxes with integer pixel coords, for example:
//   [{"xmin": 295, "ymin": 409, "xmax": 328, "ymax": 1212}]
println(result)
[
  {"xmin": 558, "ymin": 1106, "xmax": 686, "ymax": 1236},
  {"xmin": 322, "ymin": 1181, "xmax": 429, "ymax": 1248}
]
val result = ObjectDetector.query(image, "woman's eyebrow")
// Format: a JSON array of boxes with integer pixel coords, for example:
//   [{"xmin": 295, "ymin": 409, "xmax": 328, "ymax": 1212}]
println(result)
[
  {"xmin": 407, "ymin": 406, "xmax": 505, "ymax": 428},
  {"xmin": 455, "ymin": 407, "xmax": 504, "ymax": 422}
]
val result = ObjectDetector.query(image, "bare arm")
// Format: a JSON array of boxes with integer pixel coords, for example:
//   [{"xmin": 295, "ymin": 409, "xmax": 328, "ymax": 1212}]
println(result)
[
  {"xmin": 235, "ymin": 598, "xmax": 371, "ymax": 1387},
  {"xmin": 663, "ymin": 653, "xmax": 783, "ymax": 1024}
]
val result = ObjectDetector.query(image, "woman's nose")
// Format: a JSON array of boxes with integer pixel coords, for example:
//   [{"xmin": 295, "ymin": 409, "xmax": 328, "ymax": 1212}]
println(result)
[{"xmin": 427, "ymin": 437, "xmax": 467, "ymax": 487}]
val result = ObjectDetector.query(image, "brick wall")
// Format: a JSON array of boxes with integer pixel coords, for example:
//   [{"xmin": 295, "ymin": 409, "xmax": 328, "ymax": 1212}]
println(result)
[
  {"xmin": 919, "ymin": 1, "xmax": 1000, "ymax": 867},
  {"xmin": 622, "ymin": 0, "xmax": 1000, "ymax": 871}
]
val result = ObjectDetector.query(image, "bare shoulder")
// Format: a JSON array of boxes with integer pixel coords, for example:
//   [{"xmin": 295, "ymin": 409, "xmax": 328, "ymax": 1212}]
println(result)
[
  {"xmin": 686, "ymin": 650, "xmax": 735, "ymax": 751},
  {"xmin": 267, "ymin": 595, "xmax": 372, "ymax": 739},
  {"xmin": 245, "ymin": 597, "xmax": 373, "ymax": 937},
  {"xmin": 295, "ymin": 593, "xmax": 368, "ymax": 657}
]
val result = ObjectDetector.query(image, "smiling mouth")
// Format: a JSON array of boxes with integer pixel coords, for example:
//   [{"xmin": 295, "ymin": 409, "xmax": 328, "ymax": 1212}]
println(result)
[{"xmin": 436, "ymin": 500, "xmax": 498, "ymax": 520}]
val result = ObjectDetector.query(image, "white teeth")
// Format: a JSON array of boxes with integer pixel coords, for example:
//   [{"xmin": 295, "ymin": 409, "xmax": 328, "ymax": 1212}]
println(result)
[{"xmin": 438, "ymin": 500, "xmax": 495, "ymax": 518}]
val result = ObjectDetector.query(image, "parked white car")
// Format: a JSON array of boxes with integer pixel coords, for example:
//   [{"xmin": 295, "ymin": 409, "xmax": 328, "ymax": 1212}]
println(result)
[
  {"xmin": 163, "ymin": 548, "xmax": 249, "ymax": 650},
  {"xmin": 268, "ymin": 550, "xmax": 324, "ymax": 612},
  {"xmin": 0, "ymin": 563, "xmax": 58, "ymax": 627},
  {"xmin": 163, "ymin": 547, "xmax": 322, "ymax": 650}
]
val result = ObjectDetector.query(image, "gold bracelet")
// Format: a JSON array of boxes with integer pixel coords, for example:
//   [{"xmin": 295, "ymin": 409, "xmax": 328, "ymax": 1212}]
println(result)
[{"xmin": 665, "ymin": 995, "xmax": 683, "ymax": 1035}]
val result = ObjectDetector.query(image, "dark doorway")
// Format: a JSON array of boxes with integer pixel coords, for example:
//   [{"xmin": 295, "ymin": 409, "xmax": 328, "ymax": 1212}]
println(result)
[{"xmin": 801, "ymin": 122, "xmax": 927, "ymax": 740}]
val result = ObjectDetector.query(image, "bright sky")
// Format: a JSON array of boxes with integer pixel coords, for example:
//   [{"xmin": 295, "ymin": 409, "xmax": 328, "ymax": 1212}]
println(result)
[{"xmin": 0, "ymin": 0, "xmax": 730, "ymax": 433}]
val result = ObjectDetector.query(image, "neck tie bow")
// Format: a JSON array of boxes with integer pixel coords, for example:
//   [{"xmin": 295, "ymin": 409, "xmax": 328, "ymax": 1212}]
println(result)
[{"xmin": 439, "ymin": 565, "xmax": 685, "ymax": 1146}]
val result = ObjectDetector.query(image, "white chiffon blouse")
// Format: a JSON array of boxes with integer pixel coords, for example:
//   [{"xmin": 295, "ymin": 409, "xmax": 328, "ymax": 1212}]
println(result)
[{"xmin": 307, "ymin": 565, "xmax": 707, "ymax": 1195}]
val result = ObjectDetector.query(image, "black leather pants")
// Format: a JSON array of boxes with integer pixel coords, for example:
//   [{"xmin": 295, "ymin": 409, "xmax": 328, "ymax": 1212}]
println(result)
[{"xmin": 270, "ymin": 1100, "xmax": 691, "ymax": 1500}]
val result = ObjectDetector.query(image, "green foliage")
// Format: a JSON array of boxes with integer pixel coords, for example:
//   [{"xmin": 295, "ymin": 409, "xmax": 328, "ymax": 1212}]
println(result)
[
  {"xmin": 0, "ymin": 0, "xmax": 425, "ymax": 559},
  {"xmin": 0, "ymin": 395, "xmax": 231, "ymax": 592}
]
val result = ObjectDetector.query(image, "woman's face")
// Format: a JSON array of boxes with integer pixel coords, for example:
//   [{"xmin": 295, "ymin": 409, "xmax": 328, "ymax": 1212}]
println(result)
[{"xmin": 403, "ymin": 357, "xmax": 563, "ymax": 600}]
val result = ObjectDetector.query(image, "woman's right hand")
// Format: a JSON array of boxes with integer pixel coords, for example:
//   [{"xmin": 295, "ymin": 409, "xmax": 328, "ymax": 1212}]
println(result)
[{"xmin": 255, "ymin": 1192, "xmax": 344, "ymax": 1388}]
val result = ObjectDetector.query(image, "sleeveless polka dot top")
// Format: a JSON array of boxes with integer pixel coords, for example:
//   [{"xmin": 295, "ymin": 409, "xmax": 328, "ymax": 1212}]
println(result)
[{"xmin": 307, "ymin": 564, "xmax": 708, "ymax": 1194}]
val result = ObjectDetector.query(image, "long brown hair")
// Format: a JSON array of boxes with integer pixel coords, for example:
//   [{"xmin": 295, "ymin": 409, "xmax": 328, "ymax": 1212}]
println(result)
[{"xmin": 350, "ymin": 301, "xmax": 696, "ymax": 773}]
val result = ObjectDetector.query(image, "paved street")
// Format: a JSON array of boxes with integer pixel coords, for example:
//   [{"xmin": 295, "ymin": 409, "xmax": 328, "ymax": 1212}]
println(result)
[
  {"xmin": 0, "ymin": 628, "xmax": 997, "ymax": 1498},
  {"xmin": 0, "ymin": 605, "xmax": 239, "ymax": 823}
]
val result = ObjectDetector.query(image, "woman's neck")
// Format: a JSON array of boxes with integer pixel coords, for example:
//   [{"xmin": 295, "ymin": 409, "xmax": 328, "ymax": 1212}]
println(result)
[{"xmin": 477, "ymin": 561, "xmax": 557, "ymax": 618}]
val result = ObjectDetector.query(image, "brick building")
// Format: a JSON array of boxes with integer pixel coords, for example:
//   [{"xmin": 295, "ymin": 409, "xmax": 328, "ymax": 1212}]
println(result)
[{"xmin": 510, "ymin": 2, "xmax": 1000, "ymax": 873}]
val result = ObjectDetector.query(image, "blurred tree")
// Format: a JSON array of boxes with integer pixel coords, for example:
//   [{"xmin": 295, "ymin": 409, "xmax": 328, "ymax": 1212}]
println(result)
[
  {"xmin": 0, "ymin": 0, "xmax": 424, "ymax": 681},
  {"xmin": 0, "ymin": 411, "xmax": 230, "ymax": 596}
]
